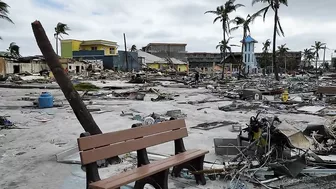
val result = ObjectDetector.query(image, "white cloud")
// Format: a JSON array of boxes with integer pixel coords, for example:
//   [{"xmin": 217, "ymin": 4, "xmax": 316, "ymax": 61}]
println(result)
[{"xmin": 0, "ymin": 0, "xmax": 335, "ymax": 59}]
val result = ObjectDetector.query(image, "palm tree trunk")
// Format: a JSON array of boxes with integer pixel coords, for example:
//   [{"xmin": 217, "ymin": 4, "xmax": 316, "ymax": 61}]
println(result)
[
  {"xmin": 316, "ymin": 54, "xmax": 318, "ymax": 85},
  {"xmin": 56, "ymin": 35, "xmax": 59, "ymax": 56},
  {"xmin": 273, "ymin": 9, "xmax": 279, "ymax": 81},
  {"xmin": 221, "ymin": 21, "xmax": 226, "ymax": 80},
  {"xmin": 240, "ymin": 31, "xmax": 246, "ymax": 78}
]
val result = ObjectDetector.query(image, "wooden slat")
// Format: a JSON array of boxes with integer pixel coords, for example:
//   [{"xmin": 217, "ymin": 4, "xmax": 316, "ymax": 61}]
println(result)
[
  {"xmin": 78, "ymin": 119, "xmax": 186, "ymax": 151},
  {"xmin": 90, "ymin": 149, "xmax": 209, "ymax": 189},
  {"xmin": 90, "ymin": 150, "xmax": 201, "ymax": 188},
  {"xmin": 80, "ymin": 128, "xmax": 188, "ymax": 165}
]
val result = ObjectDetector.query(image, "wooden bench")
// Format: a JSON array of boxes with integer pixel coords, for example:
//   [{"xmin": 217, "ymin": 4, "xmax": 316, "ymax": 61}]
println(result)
[{"xmin": 77, "ymin": 119, "xmax": 209, "ymax": 189}]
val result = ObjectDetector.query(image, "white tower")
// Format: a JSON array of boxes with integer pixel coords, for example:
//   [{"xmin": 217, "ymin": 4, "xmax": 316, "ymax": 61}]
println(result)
[{"xmin": 241, "ymin": 35, "xmax": 258, "ymax": 74}]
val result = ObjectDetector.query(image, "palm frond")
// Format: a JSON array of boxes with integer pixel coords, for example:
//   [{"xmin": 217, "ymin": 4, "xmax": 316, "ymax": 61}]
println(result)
[
  {"xmin": 234, "ymin": 4, "xmax": 245, "ymax": 9},
  {"xmin": 213, "ymin": 16, "xmax": 221, "ymax": 23},
  {"xmin": 230, "ymin": 26, "xmax": 240, "ymax": 32},
  {"xmin": 0, "ymin": 14, "xmax": 13, "ymax": 24},
  {"xmin": 204, "ymin": 10, "xmax": 218, "ymax": 15},
  {"xmin": 276, "ymin": 17, "xmax": 285, "ymax": 37},
  {"xmin": 252, "ymin": 0, "xmax": 268, "ymax": 6},
  {"xmin": 280, "ymin": 0, "xmax": 289, "ymax": 6}
]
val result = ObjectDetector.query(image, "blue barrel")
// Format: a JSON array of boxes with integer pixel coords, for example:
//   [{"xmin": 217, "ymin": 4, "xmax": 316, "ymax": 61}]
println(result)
[{"xmin": 38, "ymin": 92, "xmax": 54, "ymax": 108}]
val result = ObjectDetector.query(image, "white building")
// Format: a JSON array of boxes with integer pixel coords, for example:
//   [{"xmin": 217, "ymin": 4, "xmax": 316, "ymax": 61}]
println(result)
[{"xmin": 241, "ymin": 35, "xmax": 258, "ymax": 73}]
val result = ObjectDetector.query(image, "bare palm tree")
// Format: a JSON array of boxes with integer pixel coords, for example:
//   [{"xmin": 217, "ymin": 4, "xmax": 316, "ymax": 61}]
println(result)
[
  {"xmin": 130, "ymin": 45, "xmax": 137, "ymax": 52},
  {"xmin": 277, "ymin": 44, "xmax": 289, "ymax": 72},
  {"xmin": 0, "ymin": 1, "xmax": 14, "ymax": 40},
  {"xmin": 252, "ymin": 0, "xmax": 288, "ymax": 81},
  {"xmin": 205, "ymin": 0, "xmax": 244, "ymax": 79},
  {"xmin": 312, "ymin": 41, "xmax": 326, "ymax": 81},
  {"xmin": 54, "ymin": 22, "xmax": 70, "ymax": 56},
  {"xmin": 7, "ymin": 42, "xmax": 20, "ymax": 58}
]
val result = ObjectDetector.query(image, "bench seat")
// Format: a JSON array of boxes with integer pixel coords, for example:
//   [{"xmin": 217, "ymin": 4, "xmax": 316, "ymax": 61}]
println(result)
[{"xmin": 90, "ymin": 149, "xmax": 208, "ymax": 189}]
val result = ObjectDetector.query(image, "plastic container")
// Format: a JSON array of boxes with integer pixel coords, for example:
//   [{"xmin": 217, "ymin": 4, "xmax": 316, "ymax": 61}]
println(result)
[{"xmin": 38, "ymin": 92, "xmax": 54, "ymax": 108}]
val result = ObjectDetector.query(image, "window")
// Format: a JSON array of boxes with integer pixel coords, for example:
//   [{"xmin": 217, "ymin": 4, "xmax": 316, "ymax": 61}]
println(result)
[
  {"xmin": 109, "ymin": 47, "xmax": 115, "ymax": 54},
  {"xmin": 245, "ymin": 44, "xmax": 248, "ymax": 51},
  {"xmin": 248, "ymin": 54, "xmax": 250, "ymax": 62},
  {"xmin": 69, "ymin": 66, "xmax": 72, "ymax": 70},
  {"xmin": 245, "ymin": 54, "xmax": 247, "ymax": 62},
  {"xmin": 91, "ymin": 46, "xmax": 98, "ymax": 51},
  {"xmin": 248, "ymin": 44, "xmax": 250, "ymax": 51}
]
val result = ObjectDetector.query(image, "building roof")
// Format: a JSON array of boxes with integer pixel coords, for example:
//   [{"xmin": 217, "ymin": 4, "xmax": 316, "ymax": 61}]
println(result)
[
  {"xmin": 80, "ymin": 40, "xmax": 118, "ymax": 47},
  {"xmin": 170, "ymin": 58, "xmax": 188, "ymax": 65},
  {"xmin": 240, "ymin": 35, "xmax": 258, "ymax": 43},
  {"xmin": 147, "ymin": 43, "xmax": 187, "ymax": 46},
  {"xmin": 137, "ymin": 50, "xmax": 167, "ymax": 64},
  {"xmin": 61, "ymin": 39, "xmax": 118, "ymax": 47}
]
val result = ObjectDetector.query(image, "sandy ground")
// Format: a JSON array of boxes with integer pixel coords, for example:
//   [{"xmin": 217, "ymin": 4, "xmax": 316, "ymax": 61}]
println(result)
[{"xmin": 0, "ymin": 81, "xmax": 327, "ymax": 189}]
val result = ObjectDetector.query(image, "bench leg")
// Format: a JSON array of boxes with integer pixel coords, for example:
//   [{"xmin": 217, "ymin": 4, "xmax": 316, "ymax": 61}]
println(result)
[
  {"xmin": 171, "ymin": 155, "xmax": 206, "ymax": 185},
  {"xmin": 134, "ymin": 169, "xmax": 169, "ymax": 189}
]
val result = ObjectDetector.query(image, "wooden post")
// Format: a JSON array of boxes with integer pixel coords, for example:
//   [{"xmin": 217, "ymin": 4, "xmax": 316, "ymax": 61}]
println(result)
[{"xmin": 123, "ymin": 33, "xmax": 129, "ymax": 71}]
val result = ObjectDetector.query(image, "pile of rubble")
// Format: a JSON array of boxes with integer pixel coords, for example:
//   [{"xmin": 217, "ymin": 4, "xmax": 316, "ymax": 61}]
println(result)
[{"xmin": 210, "ymin": 112, "xmax": 336, "ymax": 188}]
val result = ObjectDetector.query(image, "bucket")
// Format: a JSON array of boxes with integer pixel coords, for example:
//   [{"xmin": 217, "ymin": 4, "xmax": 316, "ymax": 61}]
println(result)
[{"xmin": 38, "ymin": 92, "xmax": 54, "ymax": 108}]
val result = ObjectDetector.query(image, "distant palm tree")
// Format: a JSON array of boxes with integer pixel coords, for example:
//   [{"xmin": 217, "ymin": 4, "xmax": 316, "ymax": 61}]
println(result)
[
  {"xmin": 130, "ymin": 45, "xmax": 137, "ymax": 52},
  {"xmin": 261, "ymin": 39, "xmax": 271, "ymax": 73},
  {"xmin": 303, "ymin": 48, "xmax": 314, "ymax": 69},
  {"xmin": 231, "ymin": 14, "xmax": 260, "ymax": 75},
  {"xmin": 312, "ymin": 41, "xmax": 326, "ymax": 80},
  {"xmin": 205, "ymin": 0, "xmax": 244, "ymax": 79},
  {"xmin": 216, "ymin": 37, "xmax": 239, "ymax": 74},
  {"xmin": 277, "ymin": 44, "xmax": 289, "ymax": 72},
  {"xmin": 7, "ymin": 42, "xmax": 20, "ymax": 58},
  {"xmin": 54, "ymin": 22, "xmax": 70, "ymax": 56},
  {"xmin": 253, "ymin": 0, "xmax": 288, "ymax": 81},
  {"xmin": 0, "ymin": 1, "xmax": 14, "ymax": 40}
]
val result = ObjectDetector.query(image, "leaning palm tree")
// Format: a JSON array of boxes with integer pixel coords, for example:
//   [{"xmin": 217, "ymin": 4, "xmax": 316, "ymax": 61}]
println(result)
[
  {"xmin": 0, "ymin": 1, "xmax": 14, "ymax": 40},
  {"xmin": 130, "ymin": 45, "xmax": 137, "ymax": 52},
  {"xmin": 205, "ymin": 0, "xmax": 244, "ymax": 79},
  {"xmin": 54, "ymin": 22, "xmax": 70, "ymax": 56},
  {"xmin": 312, "ymin": 41, "xmax": 326, "ymax": 81},
  {"xmin": 230, "ymin": 14, "xmax": 260, "ymax": 75},
  {"xmin": 252, "ymin": 0, "xmax": 288, "ymax": 81},
  {"xmin": 7, "ymin": 42, "xmax": 20, "ymax": 58},
  {"xmin": 277, "ymin": 44, "xmax": 289, "ymax": 72}
]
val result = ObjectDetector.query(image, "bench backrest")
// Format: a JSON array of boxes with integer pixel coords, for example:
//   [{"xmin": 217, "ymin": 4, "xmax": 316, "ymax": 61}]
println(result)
[{"xmin": 77, "ymin": 119, "xmax": 188, "ymax": 165}]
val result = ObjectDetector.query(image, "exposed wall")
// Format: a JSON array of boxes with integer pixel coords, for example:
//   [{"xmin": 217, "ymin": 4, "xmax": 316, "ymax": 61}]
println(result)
[
  {"xmin": 5, "ymin": 62, "xmax": 48, "ymax": 74},
  {"xmin": 0, "ymin": 58, "xmax": 6, "ymax": 75},
  {"xmin": 80, "ymin": 45, "xmax": 117, "ymax": 55},
  {"xmin": 61, "ymin": 41, "xmax": 73, "ymax": 58},
  {"xmin": 68, "ymin": 62, "xmax": 85, "ymax": 73},
  {"xmin": 177, "ymin": 64, "xmax": 188, "ymax": 72}
]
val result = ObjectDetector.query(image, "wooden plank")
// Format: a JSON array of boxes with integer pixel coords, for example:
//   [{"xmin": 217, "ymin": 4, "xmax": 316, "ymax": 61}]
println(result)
[
  {"xmin": 90, "ymin": 150, "xmax": 200, "ymax": 187},
  {"xmin": 80, "ymin": 128, "xmax": 188, "ymax": 165},
  {"xmin": 90, "ymin": 149, "xmax": 209, "ymax": 189},
  {"xmin": 78, "ymin": 119, "xmax": 186, "ymax": 151}
]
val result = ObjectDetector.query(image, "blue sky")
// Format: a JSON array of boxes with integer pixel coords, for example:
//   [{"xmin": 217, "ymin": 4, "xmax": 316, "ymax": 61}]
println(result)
[{"xmin": 1, "ymin": 0, "xmax": 336, "ymax": 59}]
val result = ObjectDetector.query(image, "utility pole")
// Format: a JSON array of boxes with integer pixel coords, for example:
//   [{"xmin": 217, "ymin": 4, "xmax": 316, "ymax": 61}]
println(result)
[
  {"xmin": 323, "ymin": 45, "xmax": 326, "ymax": 67},
  {"xmin": 123, "ymin": 33, "xmax": 129, "ymax": 72}
]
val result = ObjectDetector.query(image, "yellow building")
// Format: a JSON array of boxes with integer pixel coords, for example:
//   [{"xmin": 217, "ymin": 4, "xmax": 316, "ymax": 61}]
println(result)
[
  {"xmin": 61, "ymin": 39, "xmax": 118, "ymax": 58},
  {"xmin": 138, "ymin": 50, "xmax": 189, "ymax": 72}
]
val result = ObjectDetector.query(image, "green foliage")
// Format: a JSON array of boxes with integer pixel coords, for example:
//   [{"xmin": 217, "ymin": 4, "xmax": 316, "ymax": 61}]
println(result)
[{"xmin": 74, "ymin": 82, "xmax": 100, "ymax": 91}]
